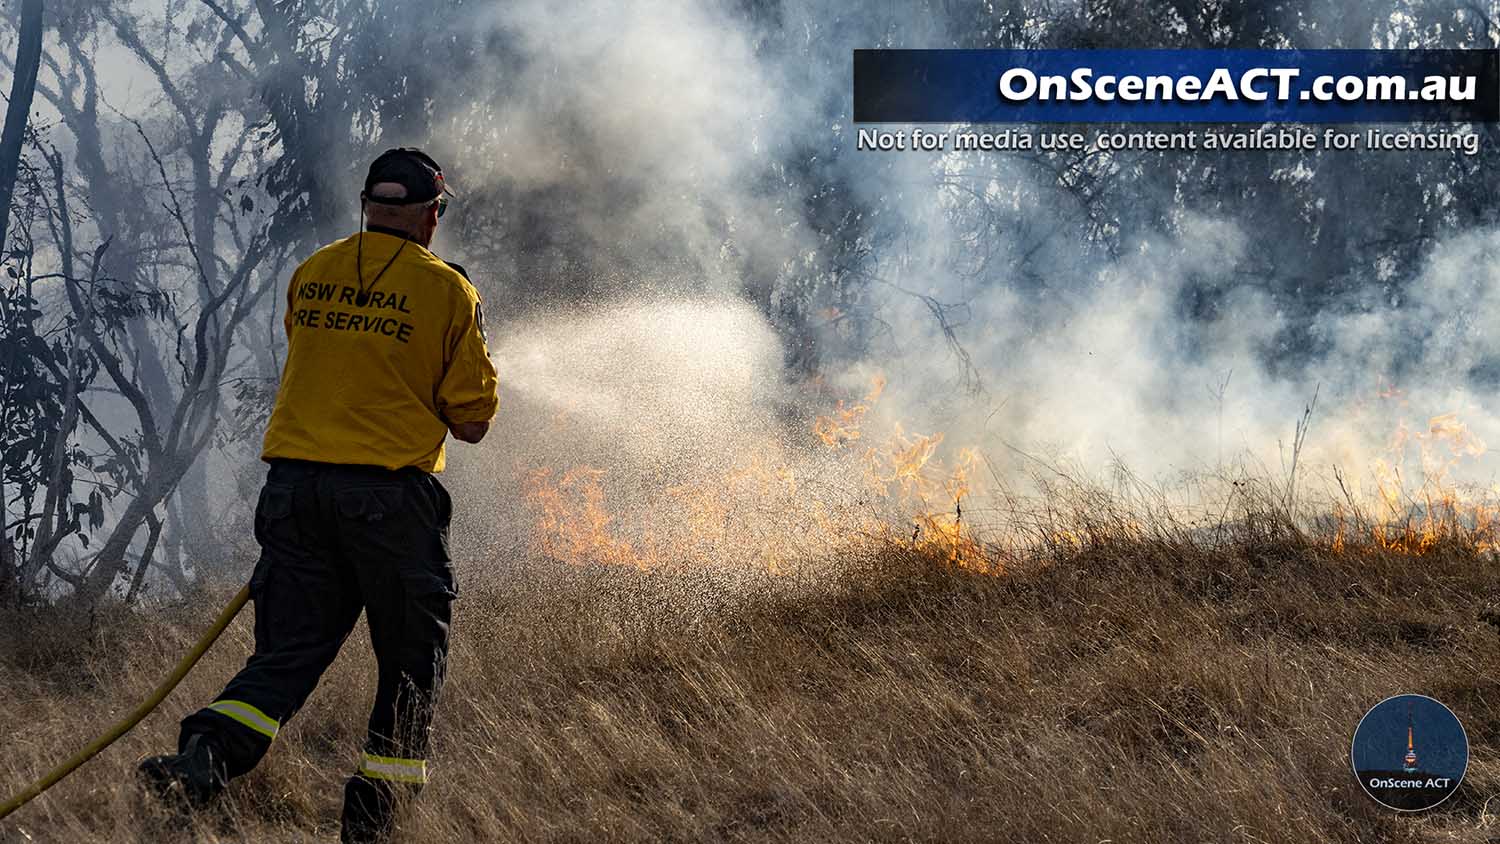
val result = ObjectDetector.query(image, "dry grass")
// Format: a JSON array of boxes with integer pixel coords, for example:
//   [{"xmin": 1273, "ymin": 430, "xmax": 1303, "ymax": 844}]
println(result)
[{"xmin": 3, "ymin": 504, "xmax": 1500, "ymax": 843}]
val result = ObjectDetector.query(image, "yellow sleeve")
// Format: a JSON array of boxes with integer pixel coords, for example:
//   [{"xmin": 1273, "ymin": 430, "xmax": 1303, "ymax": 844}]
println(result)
[{"xmin": 437, "ymin": 286, "xmax": 499, "ymax": 424}]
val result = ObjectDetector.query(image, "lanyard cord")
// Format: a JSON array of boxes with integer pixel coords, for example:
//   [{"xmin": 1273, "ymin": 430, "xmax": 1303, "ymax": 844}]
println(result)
[{"xmin": 355, "ymin": 205, "xmax": 410, "ymax": 307}]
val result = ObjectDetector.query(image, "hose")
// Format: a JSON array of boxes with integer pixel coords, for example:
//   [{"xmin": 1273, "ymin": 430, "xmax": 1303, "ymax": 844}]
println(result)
[{"xmin": 0, "ymin": 584, "xmax": 251, "ymax": 822}]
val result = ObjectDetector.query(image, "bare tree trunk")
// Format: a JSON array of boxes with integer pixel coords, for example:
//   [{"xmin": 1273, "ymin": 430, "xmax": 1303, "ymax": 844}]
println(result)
[
  {"xmin": 0, "ymin": 533, "xmax": 15, "ymax": 607},
  {"xmin": 0, "ymin": 0, "xmax": 44, "ymax": 257},
  {"xmin": 125, "ymin": 510, "xmax": 164, "ymax": 605},
  {"xmin": 0, "ymin": 377, "xmax": 12, "ymax": 606},
  {"xmin": 81, "ymin": 476, "xmax": 166, "ymax": 600},
  {"xmin": 174, "ymin": 120, "xmax": 225, "ymax": 575}
]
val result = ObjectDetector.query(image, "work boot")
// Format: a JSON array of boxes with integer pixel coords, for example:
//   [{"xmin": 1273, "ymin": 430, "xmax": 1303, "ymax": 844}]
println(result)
[
  {"xmin": 137, "ymin": 733, "xmax": 229, "ymax": 809},
  {"xmin": 341, "ymin": 776, "xmax": 398, "ymax": 843}
]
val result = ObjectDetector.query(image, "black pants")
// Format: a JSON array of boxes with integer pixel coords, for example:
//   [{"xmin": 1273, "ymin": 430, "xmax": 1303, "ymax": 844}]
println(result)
[{"xmin": 180, "ymin": 459, "xmax": 456, "ymax": 842}]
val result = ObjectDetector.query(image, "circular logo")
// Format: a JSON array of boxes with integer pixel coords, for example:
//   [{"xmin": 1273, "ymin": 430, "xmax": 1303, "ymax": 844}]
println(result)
[{"xmin": 1351, "ymin": 693, "xmax": 1468, "ymax": 811}]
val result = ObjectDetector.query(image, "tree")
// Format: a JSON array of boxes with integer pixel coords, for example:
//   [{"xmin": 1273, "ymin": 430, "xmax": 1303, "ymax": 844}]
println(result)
[
  {"xmin": 0, "ymin": 3, "xmax": 290, "ymax": 600},
  {"xmin": 0, "ymin": 0, "xmax": 42, "ymax": 258}
]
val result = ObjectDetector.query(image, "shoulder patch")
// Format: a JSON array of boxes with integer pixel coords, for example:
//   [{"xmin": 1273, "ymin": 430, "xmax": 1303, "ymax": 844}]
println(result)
[
  {"xmin": 475, "ymin": 301, "xmax": 488, "ymax": 343},
  {"xmin": 443, "ymin": 260, "xmax": 470, "ymax": 280}
]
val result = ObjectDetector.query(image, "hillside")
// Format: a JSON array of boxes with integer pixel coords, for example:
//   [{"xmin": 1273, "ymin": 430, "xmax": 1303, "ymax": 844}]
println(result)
[{"xmin": 1, "ymin": 521, "xmax": 1497, "ymax": 842}]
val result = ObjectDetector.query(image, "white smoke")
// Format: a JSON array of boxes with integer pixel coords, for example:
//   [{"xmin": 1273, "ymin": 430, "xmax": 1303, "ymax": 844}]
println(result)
[{"xmin": 427, "ymin": 0, "xmax": 1500, "ymax": 554}]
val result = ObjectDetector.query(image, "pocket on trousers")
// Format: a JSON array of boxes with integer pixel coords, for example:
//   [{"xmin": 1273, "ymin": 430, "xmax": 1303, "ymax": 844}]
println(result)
[
  {"xmin": 250, "ymin": 482, "xmax": 296, "ymax": 598},
  {"xmin": 334, "ymin": 483, "xmax": 448, "ymax": 566},
  {"xmin": 398, "ymin": 558, "xmax": 458, "ymax": 601},
  {"xmin": 333, "ymin": 485, "xmax": 406, "ymax": 524},
  {"xmin": 253, "ymin": 482, "xmax": 298, "ymax": 543}
]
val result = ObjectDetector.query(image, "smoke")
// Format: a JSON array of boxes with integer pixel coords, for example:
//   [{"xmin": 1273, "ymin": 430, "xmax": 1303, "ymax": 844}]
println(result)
[
  {"xmin": 416, "ymin": 0, "xmax": 1500, "ymax": 569},
  {"xmin": 848, "ymin": 167, "xmax": 1500, "ymax": 499},
  {"xmin": 24, "ymin": 0, "xmax": 1499, "ymax": 601},
  {"xmin": 435, "ymin": 0, "xmax": 802, "ymax": 301}
]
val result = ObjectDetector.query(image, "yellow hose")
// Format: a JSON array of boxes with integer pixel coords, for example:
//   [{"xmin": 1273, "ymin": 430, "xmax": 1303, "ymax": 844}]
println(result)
[{"xmin": 0, "ymin": 584, "xmax": 251, "ymax": 822}]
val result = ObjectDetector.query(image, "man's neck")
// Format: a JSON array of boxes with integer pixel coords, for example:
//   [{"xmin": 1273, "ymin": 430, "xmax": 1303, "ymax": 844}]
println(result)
[{"xmin": 366, "ymin": 223, "xmax": 420, "ymax": 242}]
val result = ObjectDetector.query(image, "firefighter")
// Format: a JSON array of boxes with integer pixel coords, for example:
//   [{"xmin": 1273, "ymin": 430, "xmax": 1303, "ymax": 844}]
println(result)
[{"xmin": 138, "ymin": 148, "xmax": 499, "ymax": 843}]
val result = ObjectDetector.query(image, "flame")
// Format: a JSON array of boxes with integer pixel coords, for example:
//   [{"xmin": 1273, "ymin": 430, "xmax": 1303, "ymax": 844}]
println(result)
[
  {"xmin": 1352, "ymin": 402, "xmax": 1497, "ymax": 555},
  {"xmin": 522, "ymin": 375, "xmax": 1500, "ymax": 571},
  {"xmin": 812, "ymin": 375, "xmax": 885, "ymax": 447},
  {"xmin": 523, "ymin": 373, "xmax": 987, "ymax": 574},
  {"xmin": 521, "ymin": 467, "xmax": 656, "ymax": 570},
  {"xmin": 1330, "ymin": 502, "xmax": 1347, "ymax": 555}
]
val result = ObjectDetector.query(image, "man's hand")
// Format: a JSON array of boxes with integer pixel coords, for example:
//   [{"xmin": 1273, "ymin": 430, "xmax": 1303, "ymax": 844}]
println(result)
[{"xmin": 448, "ymin": 420, "xmax": 490, "ymax": 443}]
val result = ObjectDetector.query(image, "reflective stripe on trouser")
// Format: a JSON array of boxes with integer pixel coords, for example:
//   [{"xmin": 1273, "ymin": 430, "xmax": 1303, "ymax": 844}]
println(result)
[
  {"xmin": 179, "ymin": 461, "xmax": 454, "ymax": 817},
  {"xmin": 358, "ymin": 753, "xmax": 428, "ymax": 784},
  {"xmin": 206, "ymin": 699, "xmax": 280, "ymax": 739}
]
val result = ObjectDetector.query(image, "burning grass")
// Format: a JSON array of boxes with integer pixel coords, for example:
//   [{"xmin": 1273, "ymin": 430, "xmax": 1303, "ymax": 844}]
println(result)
[
  {"xmin": 2, "ymin": 484, "xmax": 1499, "ymax": 842},
  {"xmin": 517, "ymin": 374, "xmax": 987, "ymax": 577},
  {"xmin": 8, "ymin": 355, "xmax": 1500, "ymax": 842},
  {"xmin": 6, "ymin": 369, "xmax": 1500, "ymax": 841},
  {"xmin": 509, "ymin": 365, "xmax": 1500, "ymax": 587}
]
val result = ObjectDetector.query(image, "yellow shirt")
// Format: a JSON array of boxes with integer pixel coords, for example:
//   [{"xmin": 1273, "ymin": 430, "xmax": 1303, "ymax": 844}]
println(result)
[{"xmin": 262, "ymin": 231, "xmax": 499, "ymax": 472}]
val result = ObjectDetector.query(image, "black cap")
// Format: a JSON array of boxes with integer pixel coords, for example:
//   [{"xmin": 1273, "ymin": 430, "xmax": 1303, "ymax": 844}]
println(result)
[{"xmin": 362, "ymin": 147, "xmax": 455, "ymax": 205}]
